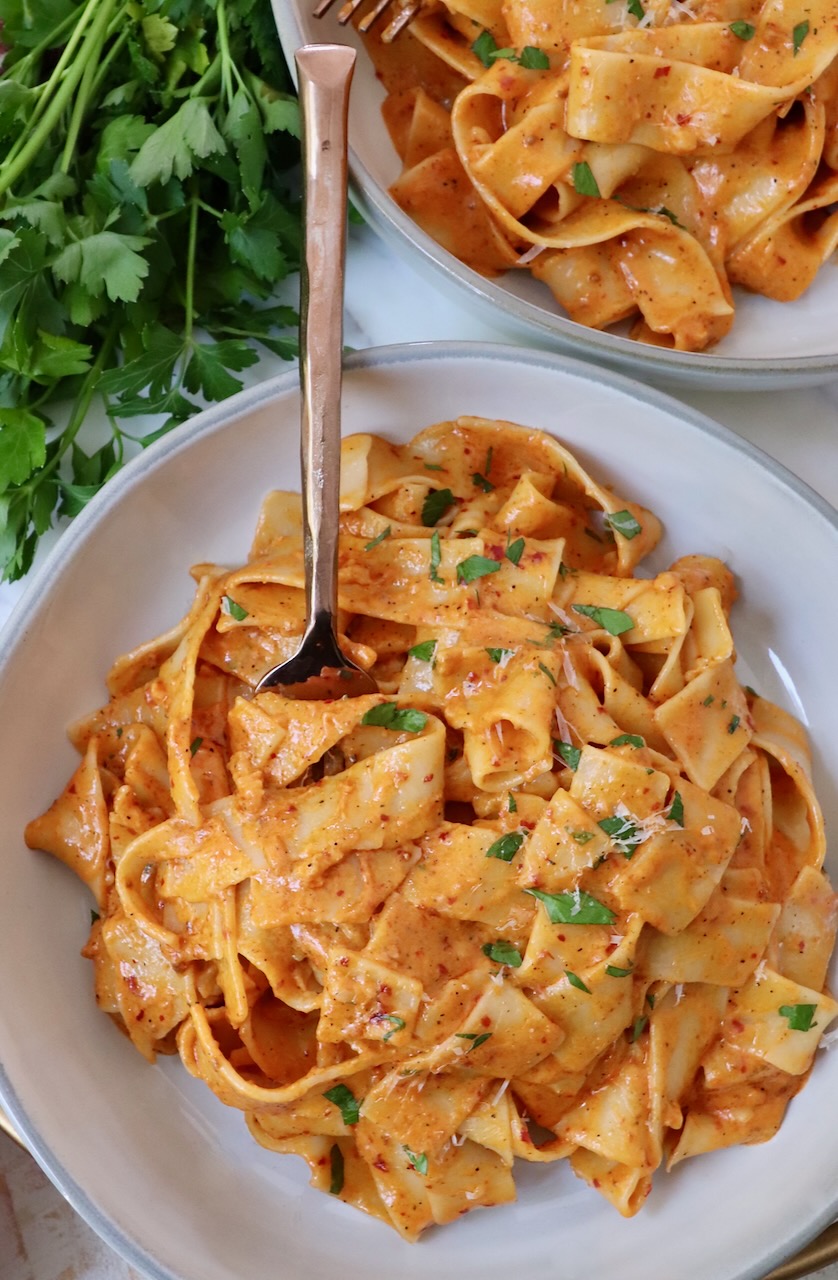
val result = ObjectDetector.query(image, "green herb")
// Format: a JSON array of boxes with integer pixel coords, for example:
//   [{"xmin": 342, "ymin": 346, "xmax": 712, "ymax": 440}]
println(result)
[
  {"xmin": 402, "ymin": 1146, "xmax": 428, "ymax": 1174},
  {"xmin": 429, "ymin": 530, "xmax": 443, "ymax": 584},
  {"xmin": 793, "ymin": 19, "xmax": 809, "ymax": 53},
  {"xmin": 627, "ymin": 0, "xmax": 645, "ymax": 18},
  {"xmin": 424, "ymin": 463, "xmax": 443, "ymax": 471},
  {"xmin": 381, "ymin": 1014, "xmax": 407, "ymax": 1042},
  {"xmin": 486, "ymin": 831, "xmax": 525, "ymax": 861},
  {"xmin": 702, "ymin": 694, "xmax": 715, "ymax": 706},
  {"xmin": 408, "ymin": 640, "xmax": 436, "ymax": 661},
  {"xmin": 669, "ymin": 790, "xmax": 685, "ymax": 826},
  {"xmin": 779, "ymin": 1002, "xmax": 817, "ymax": 1031},
  {"xmin": 525, "ymin": 888, "xmax": 616, "ymax": 925},
  {"xmin": 609, "ymin": 733, "xmax": 644, "ymax": 748},
  {"xmin": 365, "ymin": 526, "xmax": 391, "ymax": 551},
  {"xmin": 189, "ymin": 736, "xmax": 203, "ymax": 756},
  {"xmin": 472, "ymin": 471, "xmax": 494, "ymax": 493},
  {"xmin": 422, "ymin": 487, "xmax": 455, "ymax": 526},
  {"xmin": 361, "ymin": 703, "xmax": 428, "ymax": 733},
  {"xmin": 486, "ymin": 647, "xmax": 514, "ymax": 663},
  {"xmin": 605, "ymin": 964, "xmax": 632, "ymax": 977},
  {"xmin": 572, "ymin": 604, "xmax": 634, "ymax": 635},
  {"xmin": 506, "ymin": 535, "xmax": 525, "ymax": 565},
  {"xmin": 598, "ymin": 814, "xmax": 642, "ymax": 858},
  {"xmin": 90, "ymin": 908, "xmax": 100, "ymax": 925},
  {"xmin": 572, "ymin": 161, "xmax": 601, "ymax": 197},
  {"xmin": 646, "ymin": 991, "xmax": 656, "ymax": 1009},
  {"xmin": 482, "ymin": 940, "xmax": 523, "ymax": 967},
  {"xmin": 569, "ymin": 829, "xmax": 595, "ymax": 844},
  {"xmin": 0, "ymin": 0, "xmax": 302, "ymax": 583},
  {"xmin": 630, "ymin": 1015, "xmax": 648, "ymax": 1041},
  {"xmin": 471, "ymin": 30, "xmax": 549, "ymax": 69},
  {"xmin": 222, "ymin": 595, "xmax": 248, "ymax": 622},
  {"xmin": 457, "ymin": 554, "xmax": 501, "ymax": 584},
  {"xmin": 508, "ymin": 793, "xmax": 517, "ymax": 813},
  {"xmin": 455, "ymin": 1031, "xmax": 493, "ymax": 1050},
  {"xmin": 538, "ymin": 660, "xmax": 557, "ymax": 686},
  {"xmin": 728, "ymin": 714, "xmax": 741, "ymax": 734},
  {"xmin": 605, "ymin": 510, "xmax": 642, "ymax": 539},
  {"xmin": 329, "ymin": 1143, "xmax": 344, "ymax": 1195},
  {"xmin": 729, "ymin": 19, "xmax": 756, "ymax": 36},
  {"xmin": 744, "ymin": 684, "xmax": 758, "ymax": 697},
  {"xmin": 554, "ymin": 740, "xmax": 581, "ymax": 771},
  {"xmin": 323, "ymin": 1084, "xmax": 362, "ymax": 1126},
  {"xmin": 566, "ymin": 970, "xmax": 590, "ymax": 992}
]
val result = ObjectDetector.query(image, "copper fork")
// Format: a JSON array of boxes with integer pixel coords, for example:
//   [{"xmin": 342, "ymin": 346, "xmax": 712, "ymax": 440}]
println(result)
[{"xmin": 311, "ymin": 0, "xmax": 420, "ymax": 42}]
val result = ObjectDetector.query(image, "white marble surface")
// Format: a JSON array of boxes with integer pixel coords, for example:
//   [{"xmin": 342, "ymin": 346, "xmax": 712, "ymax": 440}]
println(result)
[{"xmin": 1, "ymin": 222, "xmax": 837, "ymax": 1280}]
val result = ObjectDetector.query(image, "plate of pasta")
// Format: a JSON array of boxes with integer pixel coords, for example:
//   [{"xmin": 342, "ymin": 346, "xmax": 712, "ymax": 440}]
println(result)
[
  {"xmin": 272, "ymin": 0, "xmax": 838, "ymax": 389},
  {"xmin": 2, "ymin": 342, "xmax": 838, "ymax": 1280}
]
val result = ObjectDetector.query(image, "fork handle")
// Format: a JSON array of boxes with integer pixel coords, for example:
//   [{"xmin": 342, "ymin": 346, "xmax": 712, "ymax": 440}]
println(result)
[{"xmin": 295, "ymin": 44, "xmax": 356, "ymax": 637}]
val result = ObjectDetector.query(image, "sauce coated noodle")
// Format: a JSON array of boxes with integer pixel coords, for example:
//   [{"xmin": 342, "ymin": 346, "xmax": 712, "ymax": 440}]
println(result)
[
  {"xmin": 367, "ymin": 0, "xmax": 838, "ymax": 351},
  {"xmin": 26, "ymin": 419, "xmax": 837, "ymax": 1239}
]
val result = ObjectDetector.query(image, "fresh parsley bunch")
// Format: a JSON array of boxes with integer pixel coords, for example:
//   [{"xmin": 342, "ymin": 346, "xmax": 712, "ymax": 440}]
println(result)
[{"xmin": 0, "ymin": 0, "xmax": 302, "ymax": 582}]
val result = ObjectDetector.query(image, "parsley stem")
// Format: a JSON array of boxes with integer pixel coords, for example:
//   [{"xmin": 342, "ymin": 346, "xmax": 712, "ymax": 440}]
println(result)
[
  {"xmin": 61, "ymin": 2, "xmax": 118, "ymax": 175},
  {"xmin": 184, "ymin": 190, "xmax": 200, "ymax": 349},
  {"xmin": 86, "ymin": 25, "xmax": 131, "ymax": 108},
  {"xmin": 0, "ymin": 0, "xmax": 116, "ymax": 198},
  {"xmin": 7, "ymin": 7, "xmax": 82, "ymax": 85},
  {"xmin": 216, "ymin": 0, "xmax": 236, "ymax": 106}
]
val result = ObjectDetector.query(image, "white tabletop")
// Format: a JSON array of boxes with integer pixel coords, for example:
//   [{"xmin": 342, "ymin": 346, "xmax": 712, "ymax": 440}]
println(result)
[{"xmin": 1, "ymin": 223, "xmax": 837, "ymax": 1280}]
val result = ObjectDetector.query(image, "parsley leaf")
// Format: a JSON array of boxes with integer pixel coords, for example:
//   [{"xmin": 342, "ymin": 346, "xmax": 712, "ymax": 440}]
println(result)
[
  {"xmin": 506, "ymin": 535, "xmax": 525, "ymax": 565},
  {"xmin": 221, "ymin": 595, "xmax": 248, "ymax": 622},
  {"xmin": 472, "ymin": 471, "xmax": 494, "ymax": 492},
  {"xmin": 572, "ymin": 604, "xmax": 634, "ymax": 635},
  {"xmin": 669, "ymin": 791, "xmax": 685, "ymax": 826},
  {"xmin": 457, "ymin": 554, "xmax": 501, "ymax": 584},
  {"xmin": 779, "ymin": 1003, "xmax": 817, "ymax": 1031},
  {"xmin": 403, "ymin": 1146, "xmax": 429, "ymax": 1174},
  {"xmin": 793, "ymin": 19, "xmax": 809, "ymax": 53},
  {"xmin": 729, "ymin": 20, "xmax": 756, "ymax": 37},
  {"xmin": 429, "ymin": 530, "xmax": 443, "ymax": 584},
  {"xmin": 554, "ymin": 740, "xmax": 581, "ymax": 771},
  {"xmin": 361, "ymin": 703, "xmax": 428, "ymax": 733},
  {"xmin": 422, "ymin": 487, "xmax": 455, "ymax": 526},
  {"xmin": 598, "ymin": 814, "xmax": 642, "ymax": 857},
  {"xmin": 525, "ymin": 888, "xmax": 616, "ymax": 925},
  {"xmin": 455, "ymin": 1031, "xmax": 493, "ymax": 1050},
  {"xmin": 572, "ymin": 161, "xmax": 601, "ymax": 197},
  {"xmin": 329, "ymin": 1143, "xmax": 344, "ymax": 1195},
  {"xmin": 610, "ymin": 733, "xmax": 644, "ymax": 748},
  {"xmin": 486, "ymin": 831, "xmax": 525, "ymax": 861},
  {"xmin": 408, "ymin": 639, "xmax": 436, "ymax": 661},
  {"xmin": 365, "ymin": 526, "xmax": 392, "ymax": 551},
  {"xmin": 482, "ymin": 940, "xmax": 523, "ymax": 967},
  {"xmin": 566, "ymin": 970, "xmax": 591, "ymax": 992},
  {"xmin": 605, "ymin": 509, "xmax": 642, "ymax": 539},
  {"xmin": 486, "ymin": 647, "xmax": 514, "ymax": 663},
  {"xmin": 323, "ymin": 1084, "xmax": 362, "ymax": 1125}
]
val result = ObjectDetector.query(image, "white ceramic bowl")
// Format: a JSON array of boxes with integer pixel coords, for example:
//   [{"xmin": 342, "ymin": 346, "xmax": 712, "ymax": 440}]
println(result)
[
  {"xmin": 272, "ymin": 2, "xmax": 838, "ymax": 391},
  {"xmin": 1, "ymin": 344, "xmax": 837, "ymax": 1280}
]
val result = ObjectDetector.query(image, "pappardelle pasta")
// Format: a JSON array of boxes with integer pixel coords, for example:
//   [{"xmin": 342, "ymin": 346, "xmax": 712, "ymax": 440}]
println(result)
[
  {"xmin": 26, "ymin": 418, "xmax": 837, "ymax": 1240},
  {"xmin": 365, "ymin": 0, "xmax": 838, "ymax": 351}
]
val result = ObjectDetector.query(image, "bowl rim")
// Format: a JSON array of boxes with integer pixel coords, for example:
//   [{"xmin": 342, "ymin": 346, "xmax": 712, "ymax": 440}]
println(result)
[{"xmin": 2, "ymin": 340, "xmax": 838, "ymax": 1280}]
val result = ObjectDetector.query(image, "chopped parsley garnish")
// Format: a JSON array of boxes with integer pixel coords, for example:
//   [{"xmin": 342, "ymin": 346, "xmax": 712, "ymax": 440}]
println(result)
[
  {"xmin": 486, "ymin": 831, "xmax": 525, "ymax": 861},
  {"xmin": 669, "ymin": 791, "xmax": 685, "ymax": 826},
  {"xmin": 538, "ymin": 661, "xmax": 557, "ymax": 686},
  {"xmin": 572, "ymin": 604, "xmax": 634, "ymax": 635},
  {"xmin": 729, "ymin": 19, "xmax": 755, "ymax": 37},
  {"xmin": 605, "ymin": 510, "xmax": 642, "ymax": 539},
  {"xmin": 702, "ymin": 694, "xmax": 715, "ymax": 706},
  {"xmin": 472, "ymin": 471, "xmax": 494, "ymax": 493},
  {"xmin": 221, "ymin": 595, "xmax": 248, "ymax": 622},
  {"xmin": 525, "ymin": 888, "xmax": 616, "ymax": 925},
  {"xmin": 361, "ymin": 703, "xmax": 428, "ymax": 733},
  {"xmin": 779, "ymin": 1002, "xmax": 817, "ymax": 1031},
  {"xmin": 646, "ymin": 991, "xmax": 656, "ymax": 1009},
  {"xmin": 403, "ymin": 1146, "xmax": 429, "ymax": 1174},
  {"xmin": 189, "ymin": 736, "xmax": 203, "ymax": 757},
  {"xmin": 606, "ymin": 964, "xmax": 633, "ymax": 978},
  {"xmin": 728, "ymin": 714, "xmax": 741, "ymax": 734},
  {"xmin": 457, "ymin": 554, "xmax": 501, "ymax": 584},
  {"xmin": 793, "ymin": 19, "xmax": 809, "ymax": 53},
  {"xmin": 627, "ymin": 0, "xmax": 645, "ymax": 18},
  {"xmin": 329, "ymin": 1144, "xmax": 344, "ymax": 1195},
  {"xmin": 598, "ymin": 814, "xmax": 642, "ymax": 858},
  {"xmin": 471, "ymin": 30, "xmax": 549, "ymax": 68},
  {"xmin": 554, "ymin": 740, "xmax": 581, "ymax": 771},
  {"xmin": 506, "ymin": 535, "xmax": 525, "ymax": 565},
  {"xmin": 508, "ymin": 793, "xmax": 518, "ymax": 813},
  {"xmin": 609, "ymin": 733, "xmax": 644, "ymax": 748},
  {"xmin": 365, "ymin": 526, "xmax": 392, "ymax": 551},
  {"xmin": 486, "ymin": 647, "xmax": 514, "ymax": 663},
  {"xmin": 429, "ymin": 530, "xmax": 443, "ymax": 583},
  {"xmin": 482, "ymin": 940, "xmax": 524, "ymax": 967},
  {"xmin": 570, "ymin": 828, "xmax": 595, "ymax": 844},
  {"xmin": 382, "ymin": 1014, "xmax": 407, "ymax": 1042},
  {"xmin": 323, "ymin": 1084, "xmax": 362, "ymax": 1126},
  {"xmin": 408, "ymin": 640, "xmax": 437, "ymax": 662},
  {"xmin": 424, "ymin": 463, "xmax": 444, "ymax": 471},
  {"xmin": 422, "ymin": 487, "xmax": 455, "ymax": 526},
  {"xmin": 572, "ymin": 161, "xmax": 601, "ymax": 197},
  {"xmin": 630, "ymin": 1015, "xmax": 648, "ymax": 1041},
  {"xmin": 455, "ymin": 1031, "xmax": 493, "ymax": 1050},
  {"xmin": 566, "ymin": 970, "xmax": 591, "ymax": 992}
]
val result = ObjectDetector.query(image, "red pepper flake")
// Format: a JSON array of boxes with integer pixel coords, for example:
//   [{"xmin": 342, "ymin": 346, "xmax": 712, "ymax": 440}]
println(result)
[
  {"xmin": 676, "ymin": 112, "xmax": 692, "ymax": 125},
  {"xmin": 373, "ymin": 1158, "xmax": 389, "ymax": 1172},
  {"xmin": 481, "ymin": 1016, "xmax": 492, "ymax": 1027},
  {"xmin": 654, "ymin": 65, "xmax": 671, "ymax": 77}
]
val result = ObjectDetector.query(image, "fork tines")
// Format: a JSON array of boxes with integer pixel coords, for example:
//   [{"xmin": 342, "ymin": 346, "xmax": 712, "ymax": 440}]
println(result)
[{"xmin": 312, "ymin": 0, "xmax": 420, "ymax": 41}]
